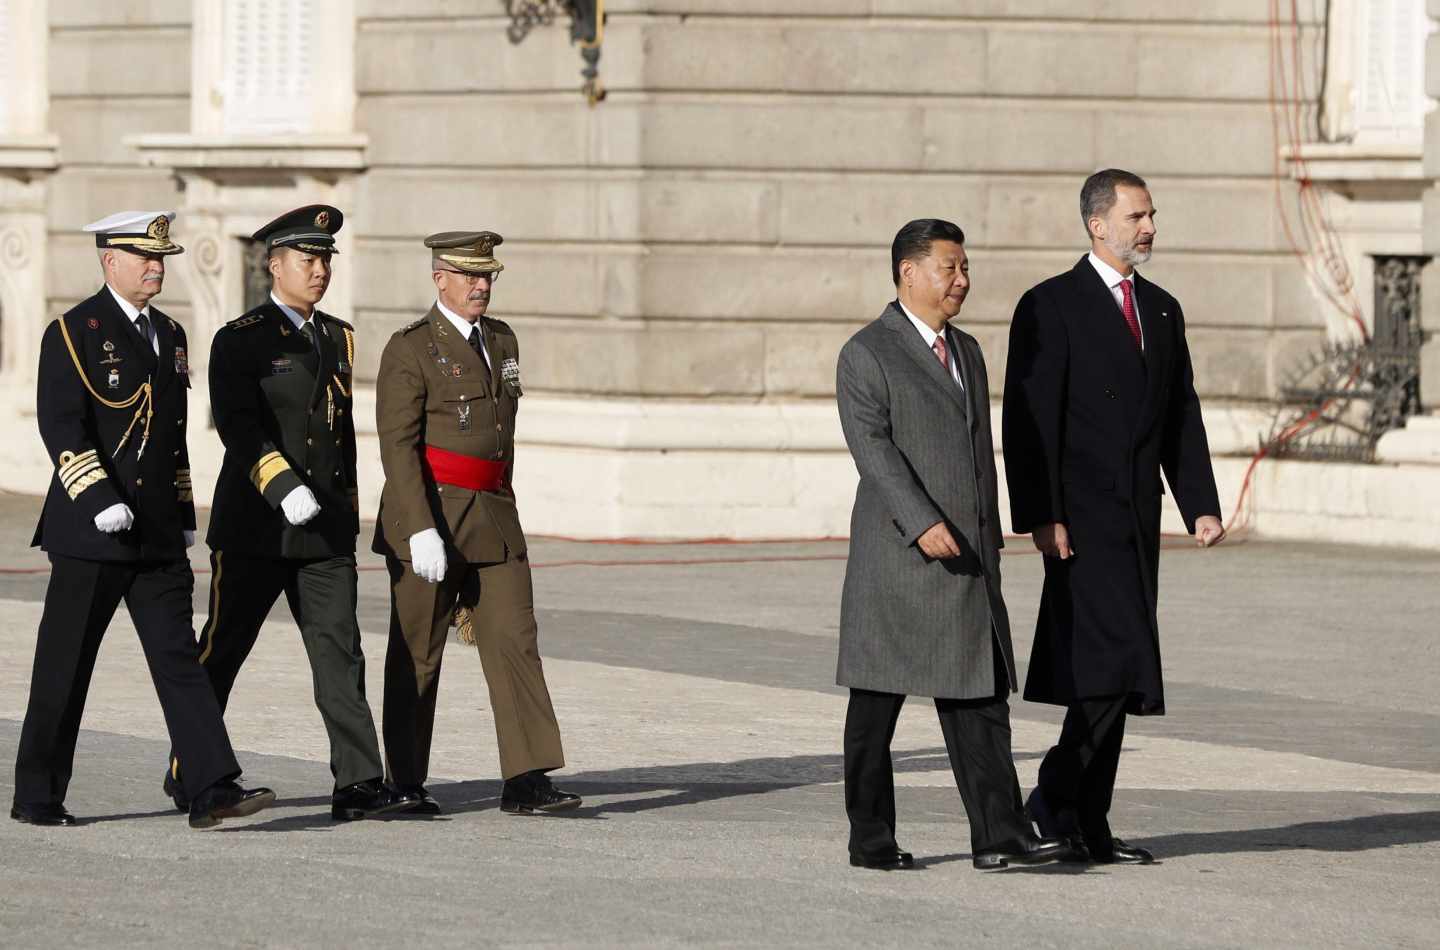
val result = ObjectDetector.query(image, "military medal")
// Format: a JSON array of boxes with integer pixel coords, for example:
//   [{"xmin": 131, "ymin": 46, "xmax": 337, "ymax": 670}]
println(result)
[
  {"xmin": 271, "ymin": 358, "xmax": 293, "ymax": 375},
  {"xmin": 458, "ymin": 403, "xmax": 472, "ymax": 432},
  {"xmin": 174, "ymin": 346, "xmax": 189, "ymax": 376},
  {"xmin": 100, "ymin": 340, "xmax": 123, "ymax": 366},
  {"xmin": 501, "ymin": 357, "xmax": 523, "ymax": 396},
  {"xmin": 451, "ymin": 364, "xmax": 464, "ymax": 377},
  {"xmin": 88, "ymin": 318, "xmax": 100, "ymax": 330},
  {"xmin": 107, "ymin": 368, "xmax": 120, "ymax": 390}
]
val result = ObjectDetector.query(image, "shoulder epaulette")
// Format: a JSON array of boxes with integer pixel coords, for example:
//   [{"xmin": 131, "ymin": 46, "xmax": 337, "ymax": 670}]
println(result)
[
  {"xmin": 319, "ymin": 311, "xmax": 354, "ymax": 331},
  {"xmin": 398, "ymin": 317, "xmax": 429, "ymax": 335},
  {"xmin": 224, "ymin": 313, "xmax": 267, "ymax": 330}
]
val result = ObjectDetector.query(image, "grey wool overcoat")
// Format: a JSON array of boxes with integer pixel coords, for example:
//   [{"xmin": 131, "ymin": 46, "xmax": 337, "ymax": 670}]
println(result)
[{"xmin": 836, "ymin": 302, "xmax": 1015, "ymax": 699}]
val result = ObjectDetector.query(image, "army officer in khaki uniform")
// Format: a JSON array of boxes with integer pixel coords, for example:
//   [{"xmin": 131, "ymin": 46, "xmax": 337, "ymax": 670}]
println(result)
[{"xmin": 375, "ymin": 230, "xmax": 579, "ymax": 815}]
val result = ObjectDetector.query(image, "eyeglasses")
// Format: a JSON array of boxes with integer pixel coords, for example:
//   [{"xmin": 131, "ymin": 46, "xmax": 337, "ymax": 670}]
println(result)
[{"xmin": 448, "ymin": 271, "xmax": 499, "ymax": 285}]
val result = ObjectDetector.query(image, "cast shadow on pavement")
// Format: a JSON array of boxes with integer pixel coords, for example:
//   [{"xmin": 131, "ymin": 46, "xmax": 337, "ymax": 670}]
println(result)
[
  {"xmin": 1133, "ymin": 810, "xmax": 1440, "ymax": 858},
  {"xmin": 214, "ymin": 746, "xmax": 1038, "ymax": 831}
]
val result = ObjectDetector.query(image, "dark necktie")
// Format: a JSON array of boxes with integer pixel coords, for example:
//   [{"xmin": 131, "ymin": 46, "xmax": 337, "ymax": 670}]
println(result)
[
  {"xmin": 135, "ymin": 313, "xmax": 154, "ymax": 353},
  {"xmin": 300, "ymin": 320, "xmax": 319, "ymax": 357},
  {"xmin": 468, "ymin": 325, "xmax": 492, "ymax": 384}
]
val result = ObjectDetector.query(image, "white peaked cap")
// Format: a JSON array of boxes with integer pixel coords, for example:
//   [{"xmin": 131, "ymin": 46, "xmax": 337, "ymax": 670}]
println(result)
[{"xmin": 82, "ymin": 210, "xmax": 177, "ymax": 234}]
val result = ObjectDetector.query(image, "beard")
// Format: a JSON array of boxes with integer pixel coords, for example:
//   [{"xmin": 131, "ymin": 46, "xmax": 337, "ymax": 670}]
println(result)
[{"xmin": 1105, "ymin": 232, "xmax": 1152, "ymax": 267}]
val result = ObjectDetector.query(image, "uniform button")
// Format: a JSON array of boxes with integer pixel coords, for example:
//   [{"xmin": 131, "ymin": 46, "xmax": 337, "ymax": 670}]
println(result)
[
  {"xmin": 176, "ymin": 419, "xmax": 183, "ymax": 427},
  {"xmin": 173, "ymin": 450, "xmax": 180, "ymax": 457},
  {"xmin": 437, "ymin": 486, "xmax": 444, "ymax": 494},
  {"xmin": 306, "ymin": 438, "xmax": 313, "ymax": 445},
  {"xmin": 496, "ymin": 424, "xmax": 502, "ymax": 432},
  {"xmin": 306, "ymin": 469, "xmax": 312, "ymax": 475},
  {"xmin": 136, "ymin": 478, "xmax": 143, "ymax": 486}
]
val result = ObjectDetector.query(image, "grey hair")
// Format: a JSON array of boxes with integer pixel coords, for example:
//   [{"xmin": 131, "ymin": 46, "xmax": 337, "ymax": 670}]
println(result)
[{"xmin": 1080, "ymin": 168, "xmax": 1148, "ymax": 235}]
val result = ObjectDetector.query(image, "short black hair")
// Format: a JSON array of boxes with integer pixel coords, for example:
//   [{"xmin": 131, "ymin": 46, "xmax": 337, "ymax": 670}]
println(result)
[
  {"xmin": 890, "ymin": 218, "xmax": 966, "ymax": 286},
  {"xmin": 1080, "ymin": 168, "xmax": 1148, "ymax": 234}
]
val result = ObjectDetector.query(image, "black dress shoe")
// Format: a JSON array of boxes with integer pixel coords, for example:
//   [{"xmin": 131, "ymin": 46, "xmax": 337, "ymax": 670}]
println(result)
[
  {"xmin": 397, "ymin": 784, "xmax": 442, "ymax": 816},
  {"xmin": 332, "ymin": 780, "xmax": 420, "ymax": 822},
  {"xmin": 162, "ymin": 768, "xmax": 189, "ymax": 813},
  {"xmin": 972, "ymin": 834, "xmax": 1077, "ymax": 870},
  {"xmin": 1087, "ymin": 836, "xmax": 1155, "ymax": 864},
  {"xmin": 10, "ymin": 803, "xmax": 78, "ymax": 827},
  {"xmin": 849, "ymin": 849, "xmax": 915, "ymax": 871},
  {"xmin": 1025, "ymin": 787, "xmax": 1088, "ymax": 861},
  {"xmin": 499, "ymin": 771, "xmax": 582, "ymax": 815},
  {"xmin": 189, "ymin": 781, "xmax": 276, "ymax": 829}
]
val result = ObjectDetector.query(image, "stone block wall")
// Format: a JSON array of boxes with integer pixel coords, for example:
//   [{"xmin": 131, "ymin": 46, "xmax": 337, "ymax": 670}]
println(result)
[
  {"xmin": 348, "ymin": 2, "xmax": 1328, "ymax": 404},
  {"xmin": 45, "ymin": 0, "xmax": 190, "ymax": 324}
]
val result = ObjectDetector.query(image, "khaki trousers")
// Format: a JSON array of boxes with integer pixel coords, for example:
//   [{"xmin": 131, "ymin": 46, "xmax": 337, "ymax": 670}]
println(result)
[{"xmin": 382, "ymin": 553, "xmax": 565, "ymax": 784}]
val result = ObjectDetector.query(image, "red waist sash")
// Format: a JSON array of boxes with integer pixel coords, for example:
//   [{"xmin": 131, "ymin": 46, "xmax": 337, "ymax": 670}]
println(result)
[{"xmin": 422, "ymin": 444, "xmax": 508, "ymax": 492}]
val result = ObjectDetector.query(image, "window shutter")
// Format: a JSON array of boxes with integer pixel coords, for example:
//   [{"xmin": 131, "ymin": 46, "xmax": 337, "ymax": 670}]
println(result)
[
  {"xmin": 1354, "ymin": 0, "xmax": 1429, "ymax": 138},
  {"xmin": 0, "ymin": 0, "xmax": 11, "ymax": 133},
  {"xmin": 222, "ymin": 0, "xmax": 315, "ymax": 135}
]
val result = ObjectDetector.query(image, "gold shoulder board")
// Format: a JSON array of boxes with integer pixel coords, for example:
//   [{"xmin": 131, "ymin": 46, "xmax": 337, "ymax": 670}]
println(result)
[{"xmin": 225, "ymin": 313, "xmax": 266, "ymax": 330}]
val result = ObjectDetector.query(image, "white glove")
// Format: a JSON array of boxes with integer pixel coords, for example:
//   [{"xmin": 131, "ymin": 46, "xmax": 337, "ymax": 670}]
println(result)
[
  {"xmin": 184, "ymin": 530, "xmax": 195, "ymax": 548},
  {"xmin": 94, "ymin": 503, "xmax": 134, "ymax": 534},
  {"xmin": 280, "ymin": 486, "xmax": 321, "ymax": 526},
  {"xmin": 408, "ymin": 528, "xmax": 448, "ymax": 584}
]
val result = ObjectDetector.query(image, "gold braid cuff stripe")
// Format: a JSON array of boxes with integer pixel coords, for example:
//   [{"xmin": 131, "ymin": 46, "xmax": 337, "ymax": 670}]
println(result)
[
  {"xmin": 249, "ymin": 452, "xmax": 291, "ymax": 493},
  {"xmin": 58, "ymin": 449, "xmax": 100, "ymax": 482},
  {"xmin": 65, "ymin": 467, "xmax": 109, "ymax": 500}
]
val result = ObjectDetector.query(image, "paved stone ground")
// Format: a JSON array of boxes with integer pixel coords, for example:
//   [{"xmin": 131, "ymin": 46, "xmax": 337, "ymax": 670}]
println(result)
[{"xmin": 0, "ymin": 490, "xmax": 1436, "ymax": 949}]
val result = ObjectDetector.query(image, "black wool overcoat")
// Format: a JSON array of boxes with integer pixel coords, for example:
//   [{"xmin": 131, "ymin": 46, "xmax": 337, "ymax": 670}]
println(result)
[{"xmin": 1001, "ymin": 257, "xmax": 1221, "ymax": 715}]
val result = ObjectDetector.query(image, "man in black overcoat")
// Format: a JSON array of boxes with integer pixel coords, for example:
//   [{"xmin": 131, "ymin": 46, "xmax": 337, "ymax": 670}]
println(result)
[
  {"xmin": 168, "ymin": 206, "xmax": 416, "ymax": 822},
  {"xmin": 1002, "ymin": 169, "xmax": 1227, "ymax": 864},
  {"xmin": 12, "ymin": 210, "xmax": 274, "ymax": 829}
]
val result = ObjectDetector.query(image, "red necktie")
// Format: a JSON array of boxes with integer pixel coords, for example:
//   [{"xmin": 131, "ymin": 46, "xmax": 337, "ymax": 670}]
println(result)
[
  {"xmin": 1119, "ymin": 279, "xmax": 1142, "ymax": 349},
  {"xmin": 932, "ymin": 336, "xmax": 948, "ymax": 371}
]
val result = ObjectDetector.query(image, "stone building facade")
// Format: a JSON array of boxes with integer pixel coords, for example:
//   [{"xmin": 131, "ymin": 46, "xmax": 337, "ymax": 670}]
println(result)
[{"xmin": 1, "ymin": 1, "xmax": 1436, "ymax": 545}]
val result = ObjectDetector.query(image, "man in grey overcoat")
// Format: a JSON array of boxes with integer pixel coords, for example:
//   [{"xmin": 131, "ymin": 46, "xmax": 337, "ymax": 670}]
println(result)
[{"xmin": 835, "ymin": 219, "xmax": 1071, "ymax": 872}]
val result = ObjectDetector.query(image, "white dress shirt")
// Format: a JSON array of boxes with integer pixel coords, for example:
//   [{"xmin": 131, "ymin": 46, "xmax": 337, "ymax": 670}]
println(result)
[
  {"xmin": 1086, "ymin": 252, "xmax": 1145, "ymax": 350},
  {"xmin": 898, "ymin": 300, "xmax": 964, "ymax": 391},
  {"xmin": 106, "ymin": 284, "xmax": 159, "ymax": 355},
  {"xmin": 271, "ymin": 292, "xmax": 317, "ymax": 336},
  {"xmin": 436, "ymin": 299, "xmax": 492, "ymax": 371}
]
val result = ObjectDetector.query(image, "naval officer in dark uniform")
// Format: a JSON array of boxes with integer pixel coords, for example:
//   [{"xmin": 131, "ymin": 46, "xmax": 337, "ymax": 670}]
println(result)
[
  {"xmin": 375, "ymin": 231, "xmax": 579, "ymax": 815},
  {"xmin": 167, "ymin": 205, "xmax": 415, "ymax": 821},
  {"xmin": 13, "ymin": 211, "xmax": 274, "ymax": 829}
]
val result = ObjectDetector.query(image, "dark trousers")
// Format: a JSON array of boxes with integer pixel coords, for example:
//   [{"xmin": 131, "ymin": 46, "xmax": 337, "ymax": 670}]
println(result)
[
  {"xmin": 843, "ymin": 657, "xmax": 1031, "ymax": 855},
  {"xmin": 1035, "ymin": 695, "xmax": 1128, "ymax": 842},
  {"xmin": 14, "ymin": 555, "xmax": 240, "ymax": 807},
  {"xmin": 173, "ymin": 551, "xmax": 383, "ymax": 790}
]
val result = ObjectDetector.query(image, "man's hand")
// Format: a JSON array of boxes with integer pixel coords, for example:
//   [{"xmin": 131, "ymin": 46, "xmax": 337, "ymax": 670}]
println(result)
[
  {"xmin": 280, "ymin": 486, "xmax": 321, "ymax": 526},
  {"xmin": 916, "ymin": 521, "xmax": 961, "ymax": 559},
  {"xmin": 408, "ymin": 528, "xmax": 448, "ymax": 584},
  {"xmin": 1032, "ymin": 522, "xmax": 1074, "ymax": 559},
  {"xmin": 94, "ymin": 503, "xmax": 134, "ymax": 534},
  {"xmin": 1195, "ymin": 515, "xmax": 1226, "ymax": 548}
]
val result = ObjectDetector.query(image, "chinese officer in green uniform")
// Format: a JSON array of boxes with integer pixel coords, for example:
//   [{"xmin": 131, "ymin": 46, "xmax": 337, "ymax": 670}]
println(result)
[
  {"xmin": 168, "ymin": 205, "xmax": 417, "ymax": 820},
  {"xmin": 13, "ymin": 210, "xmax": 274, "ymax": 829},
  {"xmin": 375, "ymin": 230, "xmax": 579, "ymax": 815}
]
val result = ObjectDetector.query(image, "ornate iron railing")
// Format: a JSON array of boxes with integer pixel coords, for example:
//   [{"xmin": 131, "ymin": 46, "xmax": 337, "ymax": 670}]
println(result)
[{"xmin": 504, "ymin": 0, "xmax": 606, "ymax": 105}]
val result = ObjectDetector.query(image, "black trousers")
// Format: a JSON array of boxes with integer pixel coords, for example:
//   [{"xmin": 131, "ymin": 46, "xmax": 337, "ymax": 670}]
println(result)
[
  {"xmin": 173, "ymin": 551, "xmax": 383, "ymax": 790},
  {"xmin": 843, "ymin": 655, "xmax": 1031, "ymax": 855},
  {"xmin": 14, "ymin": 555, "xmax": 240, "ymax": 807},
  {"xmin": 1035, "ymin": 695, "xmax": 1128, "ymax": 842}
]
